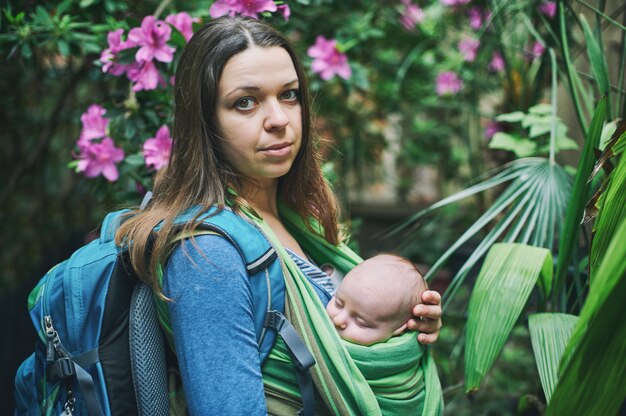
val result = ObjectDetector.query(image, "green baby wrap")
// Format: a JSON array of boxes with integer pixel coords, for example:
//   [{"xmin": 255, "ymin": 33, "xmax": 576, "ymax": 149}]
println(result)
[
  {"xmin": 344, "ymin": 332, "xmax": 440, "ymax": 415},
  {"xmin": 259, "ymin": 205, "xmax": 443, "ymax": 415}
]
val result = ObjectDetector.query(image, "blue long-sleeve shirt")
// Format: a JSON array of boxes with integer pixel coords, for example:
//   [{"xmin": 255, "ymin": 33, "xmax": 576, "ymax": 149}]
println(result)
[{"xmin": 163, "ymin": 234, "xmax": 333, "ymax": 415}]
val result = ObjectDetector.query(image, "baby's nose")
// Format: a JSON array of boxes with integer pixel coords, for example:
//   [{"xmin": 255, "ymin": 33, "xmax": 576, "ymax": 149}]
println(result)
[{"xmin": 333, "ymin": 314, "xmax": 347, "ymax": 330}]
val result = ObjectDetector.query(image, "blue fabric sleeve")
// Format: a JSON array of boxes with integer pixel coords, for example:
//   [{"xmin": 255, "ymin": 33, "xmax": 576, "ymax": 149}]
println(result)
[{"xmin": 163, "ymin": 234, "xmax": 267, "ymax": 415}]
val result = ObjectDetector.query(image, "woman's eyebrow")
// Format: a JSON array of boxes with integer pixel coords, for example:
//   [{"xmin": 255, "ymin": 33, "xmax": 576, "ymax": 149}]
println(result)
[
  {"xmin": 225, "ymin": 79, "xmax": 298, "ymax": 98},
  {"xmin": 225, "ymin": 85, "xmax": 260, "ymax": 97}
]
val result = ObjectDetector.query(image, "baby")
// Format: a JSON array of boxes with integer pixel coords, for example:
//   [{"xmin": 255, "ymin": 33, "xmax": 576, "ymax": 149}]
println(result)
[{"xmin": 326, "ymin": 254, "xmax": 426, "ymax": 346}]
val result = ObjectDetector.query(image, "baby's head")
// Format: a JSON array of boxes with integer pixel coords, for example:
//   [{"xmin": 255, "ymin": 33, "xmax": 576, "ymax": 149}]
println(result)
[{"xmin": 326, "ymin": 254, "xmax": 426, "ymax": 346}]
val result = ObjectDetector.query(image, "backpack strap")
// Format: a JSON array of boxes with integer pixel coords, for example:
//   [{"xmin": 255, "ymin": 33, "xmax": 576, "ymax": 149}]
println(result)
[
  {"xmin": 264, "ymin": 310, "xmax": 316, "ymax": 416},
  {"xmin": 100, "ymin": 209, "xmax": 131, "ymax": 244},
  {"xmin": 170, "ymin": 207, "xmax": 316, "ymax": 415}
]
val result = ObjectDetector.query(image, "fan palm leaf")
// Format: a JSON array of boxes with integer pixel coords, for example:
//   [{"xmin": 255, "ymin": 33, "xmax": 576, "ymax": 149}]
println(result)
[
  {"xmin": 465, "ymin": 243, "xmax": 553, "ymax": 393},
  {"xmin": 528, "ymin": 313, "xmax": 578, "ymax": 403},
  {"xmin": 390, "ymin": 158, "xmax": 571, "ymax": 308}
]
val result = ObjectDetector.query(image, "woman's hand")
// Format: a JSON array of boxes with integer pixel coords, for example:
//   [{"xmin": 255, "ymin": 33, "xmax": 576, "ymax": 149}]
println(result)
[{"xmin": 408, "ymin": 290, "xmax": 443, "ymax": 345}]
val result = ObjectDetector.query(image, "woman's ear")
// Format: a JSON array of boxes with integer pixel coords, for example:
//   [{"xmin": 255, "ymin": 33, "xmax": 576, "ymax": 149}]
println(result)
[{"xmin": 392, "ymin": 322, "xmax": 408, "ymax": 336}]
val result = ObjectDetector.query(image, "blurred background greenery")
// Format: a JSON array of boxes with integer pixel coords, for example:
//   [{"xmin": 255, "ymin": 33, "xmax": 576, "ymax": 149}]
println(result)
[{"xmin": 2, "ymin": 0, "xmax": 625, "ymax": 414}]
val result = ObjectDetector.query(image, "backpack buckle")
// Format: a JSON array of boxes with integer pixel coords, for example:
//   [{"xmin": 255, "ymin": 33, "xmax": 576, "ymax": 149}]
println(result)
[
  {"xmin": 264, "ymin": 310, "xmax": 285, "ymax": 331},
  {"xmin": 48, "ymin": 357, "xmax": 76, "ymax": 380}
]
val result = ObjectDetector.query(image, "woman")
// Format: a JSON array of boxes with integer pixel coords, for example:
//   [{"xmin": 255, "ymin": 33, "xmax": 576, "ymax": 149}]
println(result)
[{"xmin": 117, "ymin": 16, "xmax": 442, "ymax": 414}]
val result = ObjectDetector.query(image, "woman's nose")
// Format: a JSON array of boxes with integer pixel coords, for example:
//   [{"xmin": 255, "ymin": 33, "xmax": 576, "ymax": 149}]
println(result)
[{"xmin": 264, "ymin": 99, "xmax": 289, "ymax": 131}]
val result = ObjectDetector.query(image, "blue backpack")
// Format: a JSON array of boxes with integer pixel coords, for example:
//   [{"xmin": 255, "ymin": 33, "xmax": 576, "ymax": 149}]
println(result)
[{"xmin": 13, "ymin": 206, "xmax": 317, "ymax": 415}]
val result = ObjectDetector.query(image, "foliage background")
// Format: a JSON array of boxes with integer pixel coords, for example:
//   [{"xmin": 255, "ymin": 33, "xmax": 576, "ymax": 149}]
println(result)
[{"xmin": 2, "ymin": 0, "xmax": 625, "ymax": 414}]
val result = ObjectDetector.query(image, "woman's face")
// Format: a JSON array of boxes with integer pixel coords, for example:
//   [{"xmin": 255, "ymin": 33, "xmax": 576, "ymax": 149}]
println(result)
[{"xmin": 216, "ymin": 46, "xmax": 302, "ymax": 188}]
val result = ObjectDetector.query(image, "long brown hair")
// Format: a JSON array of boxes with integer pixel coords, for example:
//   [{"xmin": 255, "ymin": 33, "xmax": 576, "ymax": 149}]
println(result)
[{"xmin": 116, "ymin": 17, "xmax": 340, "ymax": 289}]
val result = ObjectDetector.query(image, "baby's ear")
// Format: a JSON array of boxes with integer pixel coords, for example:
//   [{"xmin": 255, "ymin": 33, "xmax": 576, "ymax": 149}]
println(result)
[{"xmin": 392, "ymin": 322, "xmax": 408, "ymax": 336}]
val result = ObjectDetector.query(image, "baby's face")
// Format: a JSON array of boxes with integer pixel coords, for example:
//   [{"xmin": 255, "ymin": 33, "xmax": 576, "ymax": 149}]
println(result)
[{"xmin": 326, "ymin": 272, "xmax": 407, "ymax": 346}]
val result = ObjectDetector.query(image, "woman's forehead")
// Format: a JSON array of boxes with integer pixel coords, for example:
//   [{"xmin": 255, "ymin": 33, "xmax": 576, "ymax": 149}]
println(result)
[{"xmin": 219, "ymin": 46, "xmax": 298, "ymax": 92}]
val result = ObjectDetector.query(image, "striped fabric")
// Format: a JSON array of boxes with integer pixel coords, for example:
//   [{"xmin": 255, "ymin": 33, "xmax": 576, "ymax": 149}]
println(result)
[{"xmin": 286, "ymin": 249, "xmax": 337, "ymax": 295}]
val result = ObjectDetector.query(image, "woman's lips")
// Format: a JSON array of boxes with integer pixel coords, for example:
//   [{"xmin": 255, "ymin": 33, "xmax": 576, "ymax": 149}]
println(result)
[{"xmin": 259, "ymin": 142, "xmax": 293, "ymax": 157}]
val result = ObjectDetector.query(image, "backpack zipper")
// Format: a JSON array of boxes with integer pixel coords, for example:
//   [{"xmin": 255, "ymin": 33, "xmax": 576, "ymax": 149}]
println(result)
[{"xmin": 44, "ymin": 316, "xmax": 65, "ymax": 361}]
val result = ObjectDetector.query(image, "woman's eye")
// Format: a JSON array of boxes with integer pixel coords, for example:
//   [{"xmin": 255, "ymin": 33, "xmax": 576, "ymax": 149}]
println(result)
[
  {"xmin": 234, "ymin": 97, "xmax": 257, "ymax": 110},
  {"xmin": 280, "ymin": 89, "xmax": 299, "ymax": 101}
]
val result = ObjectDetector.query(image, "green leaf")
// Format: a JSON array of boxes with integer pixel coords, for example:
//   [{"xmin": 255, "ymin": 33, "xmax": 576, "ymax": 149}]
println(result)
[
  {"xmin": 529, "ymin": 313, "xmax": 578, "ymax": 403},
  {"xmin": 465, "ymin": 243, "xmax": 553, "ymax": 393},
  {"xmin": 21, "ymin": 42, "xmax": 32, "ymax": 59},
  {"xmin": 554, "ymin": 97, "xmax": 607, "ymax": 302},
  {"xmin": 496, "ymin": 111, "xmax": 525, "ymax": 123},
  {"xmin": 528, "ymin": 122, "xmax": 551, "ymax": 139},
  {"xmin": 58, "ymin": 39, "xmax": 69, "ymax": 56},
  {"xmin": 489, "ymin": 132, "xmax": 537, "ymax": 157},
  {"xmin": 559, "ymin": 9, "xmax": 590, "ymax": 133},
  {"xmin": 589, "ymin": 145, "xmax": 626, "ymax": 275},
  {"xmin": 580, "ymin": 14, "xmax": 610, "ymax": 95},
  {"xmin": 124, "ymin": 153, "xmax": 145, "ymax": 167},
  {"xmin": 56, "ymin": 0, "xmax": 73, "ymax": 16},
  {"xmin": 546, "ymin": 219, "xmax": 626, "ymax": 416},
  {"xmin": 599, "ymin": 120, "xmax": 618, "ymax": 151},
  {"xmin": 522, "ymin": 113, "xmax": 548, "ymax": 130},
  {"xmin": 393, "ymin": 159, "xmax": 572, "ymax": 309},
  {"xmin": 554, "ymin": 135, "xmax": 579, "ymax": 151},
  {"xmin": 528, "ymin": 103, "xmax": 552, "ymax": 116},
  {"xmin": 79, "ymin": 0, "xmax": 99, "ymax": 8}
]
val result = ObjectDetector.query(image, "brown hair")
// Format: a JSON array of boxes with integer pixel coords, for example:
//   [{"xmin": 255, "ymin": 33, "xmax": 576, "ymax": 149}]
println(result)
[{"xmin": 115, "ymin": 17, "xmax": 340, "ymax": 291}]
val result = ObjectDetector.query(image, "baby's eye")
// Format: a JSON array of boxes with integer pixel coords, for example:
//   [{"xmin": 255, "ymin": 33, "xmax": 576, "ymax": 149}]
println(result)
[
  {"xmin": 334, "ymin": 298, "xmax": 344, "ymax": 309},
  {"xmin": 234, "ymin": 97, "xmax": 257, "ymax": 110},
  {"xmin": 354, "ymin": 318, "xmax": 371, "ymax": 329},
  {"xmin": 280, "ymin": 89, "xmax": 299, "ymax": 102}
]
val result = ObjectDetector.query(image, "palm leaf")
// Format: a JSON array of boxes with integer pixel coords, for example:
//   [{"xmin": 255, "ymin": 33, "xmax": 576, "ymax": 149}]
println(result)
[
  {"xmin": 579, "ymin": 14, "xmax": 610, "ymax": 96},
  {"xmin": 589, "ymin": 131, "xmax": 626, "ymax": 275},
  {"xmin": 389, "ymin": 158, "xmax": 571, "ymax": 308},
  {"xmin": 553, "ymin": 97, "xmax": 607, "ymax": 305},
  {"xmin": 528, "ymin": 313, "xmax": 578, "ymax": 403},
  {"xmin": 559, "ymin": 4, "xmax": 591, "ymax": 132},
  {"xmin": 546, "ymin": 218, "xmax": 626, "ymax": 416},
  {"xmin": 409, "ymin": 159, "xmax": 569, "ymax": 308},
  {"xmin": 465, "ymin": 243, "xmax": 553, "ymax": 393},
  {"xmin": 386, "ymin": 159, "xmax": 535, "ymax": 236}
]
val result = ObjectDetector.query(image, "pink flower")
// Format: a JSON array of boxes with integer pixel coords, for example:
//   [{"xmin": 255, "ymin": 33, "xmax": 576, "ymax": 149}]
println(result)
[
  {"xmin": 530, "ymin": 41, "xmax": 546, "ymax": 59},
  {"xmin": 128, "ymin": 16, "xmax": 175, "ymax": 63},
  {"xmin": 143, "ymin": 125, "xmax": 173, "ymax": 170},
  {"xmin": 277, "ymin": 4, "xmax": 291, "ymax": 20},
  {"xmin": 77, "ymin": 137, "xmax": 125, "ymax": 182},
  {"xmin": 127, "ymin": 60, "xmax": 165, "ymax": 92},
  {"xmin": 100, "ymin": 29, "xmax": 135, "ymax": 76},
  {"xmin": 441, "ymin": 0, "xmax": 470, "ymax": 6},
  {"xmin": 458, "ymin": 37, "xmax": 480, "ymax": 62},
  {"xmin": 539, "ymin": 1, "xmax": 556, "ymax": 18},
  {"xmin": 484, "ymin": 121, "xmax": 503, "ymax": 139},
  {"xmin": 489, "ymin": 52, "xmax": 505, "ymax": 72},
  {"xmin": 436, "ymin": 71, "xmax": 463, "ymax": 96},
  {"xmin": 468, "ymin": 7, "xmax": 482, "ymax": 29},
  {"xmin": 210, "ymin": 0, "xmax": 277, "ymax": 19},
  {"xmin": 468, "ymin": 7, "xmax": 491, "ymax": 30},
  {"xmin": 399, "ymin": 0, "xmax": 425, "ymax": 31},
  {"xmin": 165, "ymin": 12, "xmax": 198, "ymax": 42},
  {"xmin": 78, "ymin": 104, "xmax": 109, "ymax": 150},
  {"xmin": 307, "ymin": 36, "xmax": 352, "ymax": 81}
]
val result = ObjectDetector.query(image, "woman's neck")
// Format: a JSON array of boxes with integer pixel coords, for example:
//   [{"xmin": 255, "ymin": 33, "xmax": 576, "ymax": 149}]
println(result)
[
  {"xmin": 242, "ymin": 179, "xmax": 279, "ymax": 218},
  {"xmin": 240, "ymin": 179, "xmax": 307, "ymax": 258}
]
